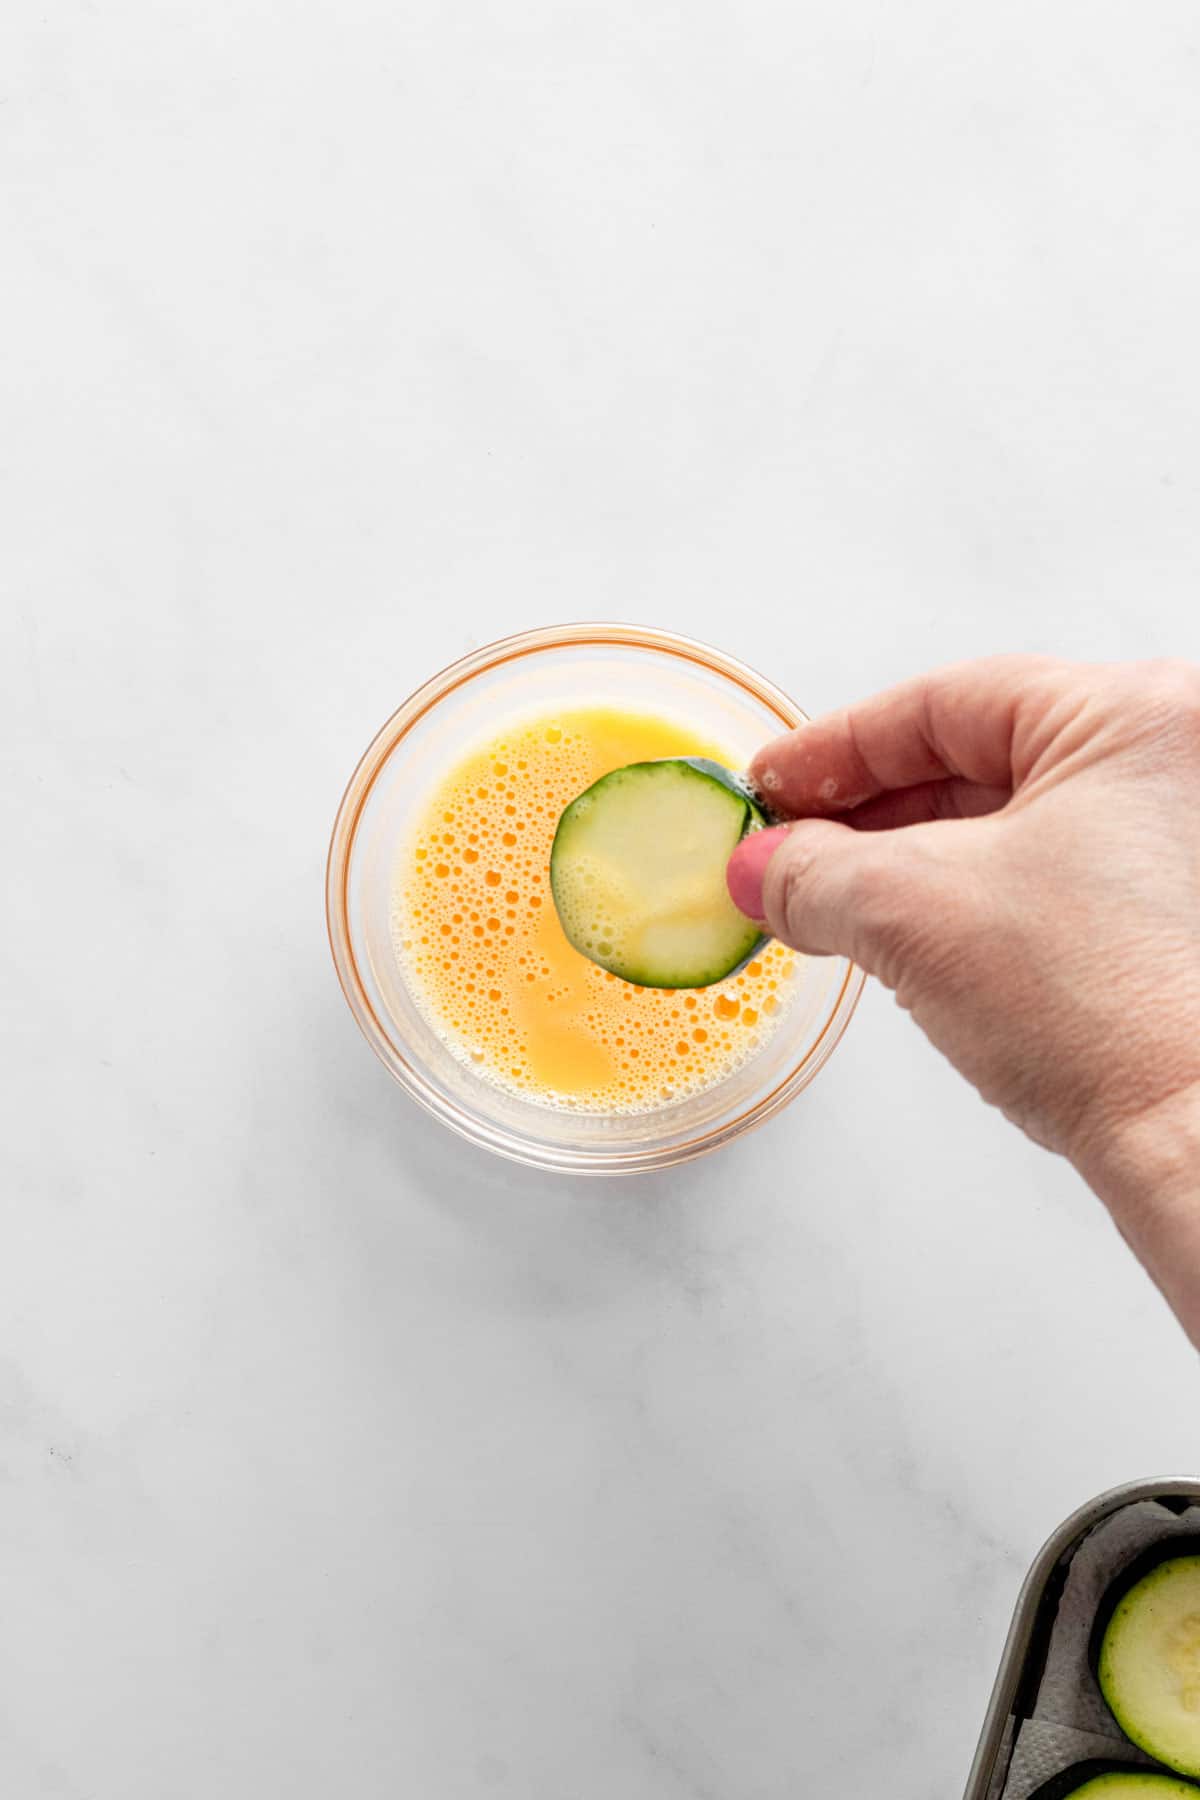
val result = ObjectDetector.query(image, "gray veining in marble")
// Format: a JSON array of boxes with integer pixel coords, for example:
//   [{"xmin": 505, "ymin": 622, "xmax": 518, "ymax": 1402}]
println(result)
[{"xmin": 4, "ymin": 2, "xmax": 1200, "ymax": 1794}]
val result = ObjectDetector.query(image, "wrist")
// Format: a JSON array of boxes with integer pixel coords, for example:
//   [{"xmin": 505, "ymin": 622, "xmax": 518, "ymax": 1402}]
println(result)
[{"xmin": 1073, "ymin": 1081, "xmax": 1200, "ymax": 1347}]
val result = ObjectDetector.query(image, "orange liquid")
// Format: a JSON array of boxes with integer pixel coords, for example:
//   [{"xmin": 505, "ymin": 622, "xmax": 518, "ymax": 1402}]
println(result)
[{"xmin": 393, "ymin": 707, "xmax": 796, "ymax": 1112}]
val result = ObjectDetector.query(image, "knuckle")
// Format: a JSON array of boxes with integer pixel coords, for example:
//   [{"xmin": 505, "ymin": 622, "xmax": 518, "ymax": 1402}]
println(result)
[
  {"xmin": 772, "ymin": 835, "xmax": 823, "ymax": 932},
  {"xmin": 832, "ymin": 849, "xmax": 921, "ymax": 977},
  {"xmin": 1155, "ymin": 658, "xmax": 1200, "ymax": 718},
  {"xmin": 859, "ymin": 831, "xmax": 990, "ymax": 988},
  {"xmin": 841, "ymin": 855, "xmax": 897, "ymax": 932},
  {"xmin": 1132, "ymin": 657, "xmax": 1200, "ymax": 714},
  {"xmin": 1127, "ymin": 658, "xmax": 1200, "ymax": 755},
  {"xmin": 855, "ymin": 866, "xmax": 931, "ymax": 979}
]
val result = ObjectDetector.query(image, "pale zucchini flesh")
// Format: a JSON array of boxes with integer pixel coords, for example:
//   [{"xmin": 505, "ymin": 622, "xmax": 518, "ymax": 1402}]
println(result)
[
  {"xmin": 1030, "ymin": 1768, "xmax": 1200, "ymax": 1800},
  {"xmin": 1098, "ymin": 1554, "xmax": 1200, "ymax": 1778},
  {"xmin": 550, "ymin": 758, "xmax": 769, "ymax": 988}
]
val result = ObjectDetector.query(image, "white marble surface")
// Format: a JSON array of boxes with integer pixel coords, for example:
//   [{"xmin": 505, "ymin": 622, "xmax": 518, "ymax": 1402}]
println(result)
[{"xmin": 4, "ymin": 2, "xmax": 1200, "ymax": 1794}]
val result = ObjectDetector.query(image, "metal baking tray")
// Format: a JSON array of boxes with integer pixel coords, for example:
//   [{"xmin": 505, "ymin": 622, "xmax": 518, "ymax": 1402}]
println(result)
[{"xmin": 964, "ymin": 1476, "xmax": 1200, "ymax": 1799}]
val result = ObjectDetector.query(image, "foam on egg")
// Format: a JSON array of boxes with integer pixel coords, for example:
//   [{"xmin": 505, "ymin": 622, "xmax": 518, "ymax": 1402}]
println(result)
[{"xmin": 392, "ymin": 708, "xmax": 797, "ymax": 1114}]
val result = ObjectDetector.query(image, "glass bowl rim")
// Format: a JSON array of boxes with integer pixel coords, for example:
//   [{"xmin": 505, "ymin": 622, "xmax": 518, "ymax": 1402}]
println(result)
[{"xmin": 326, "ymin": 621, "xmax": 866, "ymax": 1174}]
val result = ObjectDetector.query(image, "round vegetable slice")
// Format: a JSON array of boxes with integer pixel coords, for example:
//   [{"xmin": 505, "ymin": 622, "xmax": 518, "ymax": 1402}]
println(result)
[
  {"xmin": 550, "ymin": 757, "xmax": 769, "ymax": 988},
  {"xmin": 1029, "ymin": 1764, "xmax": 1200, "ymax": 1800},
  {"xmin": 1097, "ymin": 1549, "xmax": 1200, "ymax": 1777}
]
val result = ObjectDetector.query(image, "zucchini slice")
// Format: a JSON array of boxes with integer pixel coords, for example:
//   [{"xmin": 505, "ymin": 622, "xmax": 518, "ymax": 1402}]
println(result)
[
  {"xmin": 1029, "ymin": 1764, "xmax": 1200, "ymax": 1799},
  {"xmin": 1096, "ymin": 1546, "xmax": 1200, "ymax": 1777},
  {"xmin": 550, "ymin": 757, "xmax": 769, "ymax": 988}
]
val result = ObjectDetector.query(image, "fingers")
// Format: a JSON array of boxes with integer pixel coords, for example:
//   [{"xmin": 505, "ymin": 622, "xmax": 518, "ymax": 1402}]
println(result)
[
  {"xmin": 749, "ymin": 655, "xmax": 1062, "ymax": 819},
  {"xmin": 846, "ymin": 777, "xmax": 1011, "ymax": 832},
  {"xmin": 726, "ymin": 825, "xmax": 791, "ymax": 920},
  {"xmin": 727, "ymin": 815, "xmax": 981, "ymax": 981},
  {"xmin": 762, "ymin": 819, "xmax": 918, "ymax": 967}
]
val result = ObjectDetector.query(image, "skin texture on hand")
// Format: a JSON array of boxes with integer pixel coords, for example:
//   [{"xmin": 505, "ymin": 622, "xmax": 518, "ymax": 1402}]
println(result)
[{"xmin": 726, "ymin": 656, "xmax": 1200, "ymax": 1345}]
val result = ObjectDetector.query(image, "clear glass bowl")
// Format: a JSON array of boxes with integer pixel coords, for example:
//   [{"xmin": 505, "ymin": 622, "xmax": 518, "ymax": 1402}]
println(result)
[{"xmin": 326, "ymin": 624, "xmax": 865, "ymax": 1174}]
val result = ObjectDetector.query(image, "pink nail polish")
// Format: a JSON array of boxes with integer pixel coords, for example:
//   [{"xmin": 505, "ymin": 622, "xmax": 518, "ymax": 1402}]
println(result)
[{"xmin": 726, "ymin": 825, "xmax": 791, "ymax": 921}]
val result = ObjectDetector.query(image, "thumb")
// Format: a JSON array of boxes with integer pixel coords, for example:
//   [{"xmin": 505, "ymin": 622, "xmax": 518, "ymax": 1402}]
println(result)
[{"xmin": 727, "ymin": 818, "xmax": 964, "ymax": 981}]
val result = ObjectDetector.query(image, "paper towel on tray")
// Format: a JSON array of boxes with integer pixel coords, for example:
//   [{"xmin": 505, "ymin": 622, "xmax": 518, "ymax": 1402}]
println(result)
[
  {"xmin": 999, "ymin": 1722, "xmax": 1154, "ymax": 1800},
  {"xmin": 997, "ymin": 1500, "xmax": 1200, "ymax": 1799}
]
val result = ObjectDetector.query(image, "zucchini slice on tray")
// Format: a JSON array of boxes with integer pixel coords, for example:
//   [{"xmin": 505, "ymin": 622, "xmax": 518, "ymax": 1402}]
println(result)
[
  {"xmin": 1029, "ymin": 1765, "xmax": 1200, "ymax": 1799},
  {"xmin": 1094, "ymin": 1544, "xmax": 1200, "ymax": 1778},
  {"xmin": 550, "ymin": 757, "xmax": 770, "ymax": 989}
]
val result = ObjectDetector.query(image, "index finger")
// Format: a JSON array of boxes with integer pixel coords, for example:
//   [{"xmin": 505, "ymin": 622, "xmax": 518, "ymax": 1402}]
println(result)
[{"xmin": 749, "ymin": 654, "xmax": 1063, "ymax": 817}]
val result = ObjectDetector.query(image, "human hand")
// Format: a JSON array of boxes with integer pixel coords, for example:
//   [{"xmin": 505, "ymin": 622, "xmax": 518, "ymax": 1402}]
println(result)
[{"xmin": 726, "ymin": 657, "xmax": 1200, "ymax": 1341}]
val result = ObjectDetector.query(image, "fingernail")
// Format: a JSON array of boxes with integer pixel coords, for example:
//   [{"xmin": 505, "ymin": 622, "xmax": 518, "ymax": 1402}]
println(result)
[{"xmin": 726, "ymin": 825, "xmax": 792, "ymax": 920}]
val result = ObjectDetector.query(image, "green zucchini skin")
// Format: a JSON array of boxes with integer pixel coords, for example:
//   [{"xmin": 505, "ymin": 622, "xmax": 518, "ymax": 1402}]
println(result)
[
  {"xmin": 1027, "ymin": 1762, "xmax": 1200, "ymax": 1800},
  {"xmin": 549, "ymin": 757, "xmax": 771, "ymax": 989},
  {"xmin": 679, "ymin": 760, "xmax": 778, "ymax": 982},
  {"xmin": 1092, "ymin": 1542, "xmax": 1200, "ymax": 1778},
  {"xmin": 1090, "ymin": 1541, "xmax": 1200, "ymax": 1674},
  {"xmin": 675, "ymin": 757, "xmax": 779, "ymax": 826}
]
